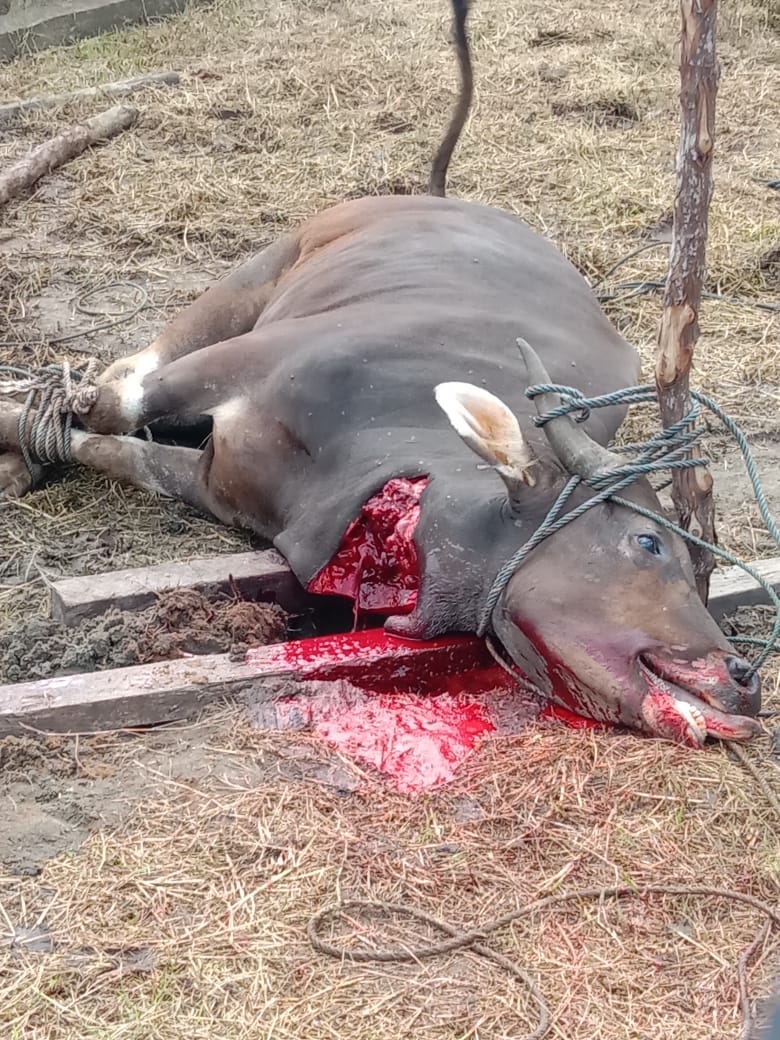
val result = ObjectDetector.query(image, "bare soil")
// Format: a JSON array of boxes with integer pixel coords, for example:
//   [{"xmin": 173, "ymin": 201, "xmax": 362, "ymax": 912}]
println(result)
[{"xmin": 0, "ymin": 708, "xmax": 364, "ymax": 877}]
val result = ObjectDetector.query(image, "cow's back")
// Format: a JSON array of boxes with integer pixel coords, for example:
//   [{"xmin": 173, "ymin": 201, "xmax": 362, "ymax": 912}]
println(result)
[{"xmin": 259, "ymin": 195, "xmax": 638, "ymax": 433}]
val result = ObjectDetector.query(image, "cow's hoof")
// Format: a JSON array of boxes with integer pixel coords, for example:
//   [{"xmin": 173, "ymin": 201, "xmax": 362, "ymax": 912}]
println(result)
[
  {"xmin": 0, "ymin": 453, "xmax": 41, "ymax": 499},
  {"xmin": 81, "ymin": 383, "xmax": 131, "ymax": 435},
  {"xmin": 87, "ymin": 346, "xmax": 161, "ymax": 434}
]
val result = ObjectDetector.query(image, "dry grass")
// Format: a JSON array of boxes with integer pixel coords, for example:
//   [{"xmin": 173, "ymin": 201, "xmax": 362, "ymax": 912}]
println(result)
[
  {"xmin": 2, "ymin": 720, "xmax": 780, "ymax": 1040},
  {"xmin": 1, "ymin": 1, "xmax": 780, "ymax": 1037}
]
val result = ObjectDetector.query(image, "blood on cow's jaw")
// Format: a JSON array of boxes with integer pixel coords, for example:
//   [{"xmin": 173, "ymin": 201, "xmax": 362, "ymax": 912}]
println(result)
[{"xmin": 486, "ymin": 477, "xmax": 762, "ymax": 745}]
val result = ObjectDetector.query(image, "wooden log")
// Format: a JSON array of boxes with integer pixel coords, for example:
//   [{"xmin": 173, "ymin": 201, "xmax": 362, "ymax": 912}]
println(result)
[
  {"xmin": 708, "ymin": 557, "xmax": 780, "ymax": 620},
  {"xmin": 48, "ymin": 542, "xmax": 780, "ymax": 627},
  {"xmin": 0, "ymin": 653, "xmax": 263, "ymax": 736},
  {"xmin": 0, "ymin": 632, "xmax": 491, "ymax": 736},
  {"xmin": 0, "ymin": 103, "xmax": 138, "ymax": 208},
  {"xmin": 656, "ymin": 3, "xmax": 720, "ymax": 596},
  {"xmin": 0, "ymin": 72, "xmax": 180, "ymax": 125},
  {"xmin": 655, "ymin": 0, "xmax": 720, "ymax": 603},
  {"xmin": 50, "ymin": 549, "xmax": 304, "ymax": 625}
]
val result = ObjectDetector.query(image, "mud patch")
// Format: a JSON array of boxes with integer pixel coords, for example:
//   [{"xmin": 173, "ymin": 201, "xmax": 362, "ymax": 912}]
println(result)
[
  {"xmin": 0, "ymin": 587, "xmax": 288, "ymax": 684},
  {"xmin": 372, "ymin": 112, "xmax": 414, "ymax": 134},
  {"xmin": 759, "ymin": 244, "xmax": 780, "ymax": 287},
  {"xmin": 0, "ymin": 712, "xmax": 330, "ymax": 875},
  {"xmin": 529, "ymin": 27, "xmax": 613, "ymax": 47},
  {"xmin": 343, "ymin": 177, "xmax": 425, "ymax": 199},
  {"xmin": 551, "ymin": 98, "xmax": 640, "ymax": 128}
]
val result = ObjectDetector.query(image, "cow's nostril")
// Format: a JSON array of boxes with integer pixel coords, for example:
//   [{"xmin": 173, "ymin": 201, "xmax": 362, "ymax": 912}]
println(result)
[{"xmin": 726, "ymin": 655, "xmax": 757, "ymax": 689}]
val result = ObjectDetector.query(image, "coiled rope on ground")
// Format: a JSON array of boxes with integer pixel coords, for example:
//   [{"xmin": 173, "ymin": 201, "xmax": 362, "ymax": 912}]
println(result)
[{"xmin": 309, "ymin": 886, "xmax": 780, "ymax": 1040}]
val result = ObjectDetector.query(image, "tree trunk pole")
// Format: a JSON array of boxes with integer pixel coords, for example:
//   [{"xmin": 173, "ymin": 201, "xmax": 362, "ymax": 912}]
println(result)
[{"xmin": 655, "ymin": 0, "xmax": 719, "ymax": 603}]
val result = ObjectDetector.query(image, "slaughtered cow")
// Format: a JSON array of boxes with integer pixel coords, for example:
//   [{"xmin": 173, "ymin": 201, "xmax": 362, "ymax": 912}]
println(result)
[{"xmin": 0, "ymin": 0, "xmax": 762, "ymax": 745}]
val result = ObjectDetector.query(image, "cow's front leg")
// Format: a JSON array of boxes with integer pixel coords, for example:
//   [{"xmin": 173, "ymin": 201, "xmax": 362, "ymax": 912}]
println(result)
[{"xmin": 0, "ymin": 396, "xmax": 225, "ymax": 519}]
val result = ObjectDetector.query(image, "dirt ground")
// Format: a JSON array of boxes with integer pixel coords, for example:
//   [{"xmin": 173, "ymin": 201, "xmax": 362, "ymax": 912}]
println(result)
[
  {"xmin": 0, "ymin": 586, "xmax": 287, "ymax": 682},
  {"xmin": 2, "ymin": 715, "xmax": 780, "ymax": 1040},
  {"xmin": 1, "ymin": 0, "xmax": 780, "ymax": 1036}
]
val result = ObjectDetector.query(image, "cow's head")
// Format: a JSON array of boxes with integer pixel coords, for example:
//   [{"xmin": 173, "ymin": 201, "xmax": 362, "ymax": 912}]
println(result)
[{"xmin": 434, "ymin": 344, "xmax": 762, "ymax": 747}]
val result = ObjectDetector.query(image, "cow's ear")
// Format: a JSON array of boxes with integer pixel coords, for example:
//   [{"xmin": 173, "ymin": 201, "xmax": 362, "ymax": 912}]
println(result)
[{"xmin": 434, "ymin": 382, "xmax": 538, "ymax": 494}]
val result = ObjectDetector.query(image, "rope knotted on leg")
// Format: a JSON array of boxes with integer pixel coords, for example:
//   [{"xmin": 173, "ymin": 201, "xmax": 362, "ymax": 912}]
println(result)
[{"xmin": 0, "ymin": 360, "xmax": 99, "ymax": 474}]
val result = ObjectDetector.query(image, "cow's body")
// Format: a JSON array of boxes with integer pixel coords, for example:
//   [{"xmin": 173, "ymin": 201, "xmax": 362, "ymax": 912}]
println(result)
[
  {"xmin": 0, "ymin": 2, "xmax": 763, "ymax": 745},
  {"xmin": 122, "ymin": 195, "xmax": 636, "ymax": 590}
]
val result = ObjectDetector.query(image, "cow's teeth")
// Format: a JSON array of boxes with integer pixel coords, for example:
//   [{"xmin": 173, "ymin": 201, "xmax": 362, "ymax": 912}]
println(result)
[{"xmin": 674, "ymin": 699, "xmax": 707, "ymax": 743}]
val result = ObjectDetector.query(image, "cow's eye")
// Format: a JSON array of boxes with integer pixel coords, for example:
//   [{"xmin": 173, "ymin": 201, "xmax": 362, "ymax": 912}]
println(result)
[{"xmin": 637, "ymin": 533, "xmax": 662, "ymax": 556}]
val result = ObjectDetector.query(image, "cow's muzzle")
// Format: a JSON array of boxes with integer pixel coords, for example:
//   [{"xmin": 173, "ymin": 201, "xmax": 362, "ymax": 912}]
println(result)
[{"xmin": 637, "ymin": 649, "xmax": 762, "ymax": 747}]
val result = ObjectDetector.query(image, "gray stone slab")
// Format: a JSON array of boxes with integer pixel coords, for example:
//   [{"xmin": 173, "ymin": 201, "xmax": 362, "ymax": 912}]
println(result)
[{"xmin": 0, "ymin": 0, "xmax": 209, "ymax": 63}]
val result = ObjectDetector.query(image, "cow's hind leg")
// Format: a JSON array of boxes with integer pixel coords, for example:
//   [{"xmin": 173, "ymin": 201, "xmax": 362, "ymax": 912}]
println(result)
[
  {"xmin": 72, "ymin": 434, "xmax": 219, "ymax": 516},
  {"xmin": 99, "ymin": 233, "xmax": 300, "ymax": 388},
  {"xmin": 84, "ymin": 328, "xmax": 278, "ymax": 436}
]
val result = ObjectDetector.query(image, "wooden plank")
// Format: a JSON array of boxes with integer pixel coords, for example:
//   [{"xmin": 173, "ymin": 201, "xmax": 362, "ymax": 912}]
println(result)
[
  {"xmin": 50, "ymin": 549, "xmax": 304, "ymax": 625},
  {"xmin": 0, "ymin": 632, "xmax": 491, "ymax": 736},
  {"xmin": 0, "ymin": 653, "xmax": 265, "ymax": 736},
  {"xmin": 17, "ymin": 555, "xmax": 779, "ymax": 737},
  {"xmin": 708, "ymin": 557, "xmax": 780, "ymax": 620}
]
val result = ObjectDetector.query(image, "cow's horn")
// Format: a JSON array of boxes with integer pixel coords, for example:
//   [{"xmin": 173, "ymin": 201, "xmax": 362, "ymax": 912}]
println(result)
[{"xmin": 517, "ymin": 338, "xmax": 623, "ymax": 479}]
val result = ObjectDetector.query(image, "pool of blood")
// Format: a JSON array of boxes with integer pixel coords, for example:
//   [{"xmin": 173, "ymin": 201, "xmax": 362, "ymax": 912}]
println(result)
[{"xmin": 248, "ymin": 478, "xmax": 601, "ymax": 792}]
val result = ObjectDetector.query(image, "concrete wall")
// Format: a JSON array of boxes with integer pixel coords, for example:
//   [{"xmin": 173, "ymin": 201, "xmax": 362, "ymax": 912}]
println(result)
[{"xmin": 0, "ymin": 0, "xmax": 208, "ymax": 63}]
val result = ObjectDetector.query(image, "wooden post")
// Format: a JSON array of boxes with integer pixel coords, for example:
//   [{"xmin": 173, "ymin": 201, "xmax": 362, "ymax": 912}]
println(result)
[{"xmin": 655, "ymin": 0, "xmax": 719, "ymax": 603}]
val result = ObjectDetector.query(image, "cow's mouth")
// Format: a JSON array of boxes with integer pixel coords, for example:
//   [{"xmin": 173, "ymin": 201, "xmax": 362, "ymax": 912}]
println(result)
[{"xmin": 637, "ymin": 652, "xmax": 762, "ymax": 747}]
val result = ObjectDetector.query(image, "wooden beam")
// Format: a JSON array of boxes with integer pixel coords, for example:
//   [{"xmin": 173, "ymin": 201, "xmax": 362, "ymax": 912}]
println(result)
[
  {"xmin": 0, "ymin": 632, "xmax": 491, "ymax": 736},
  {"xmin": 51, "ymin": 547, "xmax": 780, "ymax": 629},
  {"xmin": 0, "ymin": 651, "xmax": 271, "ymax": 736},
  {"xmin": 50, "ymin": 549, "xmax": 304, "ymax": 625},
  {"xmin": 707, "ymin": 558, "xmax": 780, "ymax": 620}
]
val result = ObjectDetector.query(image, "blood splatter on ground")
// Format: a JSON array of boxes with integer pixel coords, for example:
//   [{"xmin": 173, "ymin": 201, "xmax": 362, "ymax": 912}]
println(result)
[
  {"xmin": 244, "ymin": 627, "xmax": 604, "ymax": 792},
  {"xmin": 284, "ymin": 478, "xmax": 601, "ymax": 789},
  {"xmin": 256, "ymin": 678, "xmax": 539, "ymax": 793}
]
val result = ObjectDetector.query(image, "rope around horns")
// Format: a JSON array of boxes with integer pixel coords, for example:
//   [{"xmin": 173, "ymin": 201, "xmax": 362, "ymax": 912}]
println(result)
[
  {"xmin": 477, "ymin": 364, "xmax": 780, "ymax": 677},
  {"xmin": 309, "ymin": 885, "xmax": 780, "ymax": 1040}
]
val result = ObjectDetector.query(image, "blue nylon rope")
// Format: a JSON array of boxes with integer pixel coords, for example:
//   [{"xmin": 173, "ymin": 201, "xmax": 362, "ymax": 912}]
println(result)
[{"xmin": 477, "ymin": 383, "xmax": 780, "ymax": 678}]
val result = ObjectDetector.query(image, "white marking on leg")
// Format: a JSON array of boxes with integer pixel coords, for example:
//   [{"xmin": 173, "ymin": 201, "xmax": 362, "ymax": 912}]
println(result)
[
  {"xmin": 209, "ymin": 398, "xmax": 247, "ymax": 437},
  {"xmin": 119, "ymin": 350, "xmax": 160, "ymax": 427}
]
